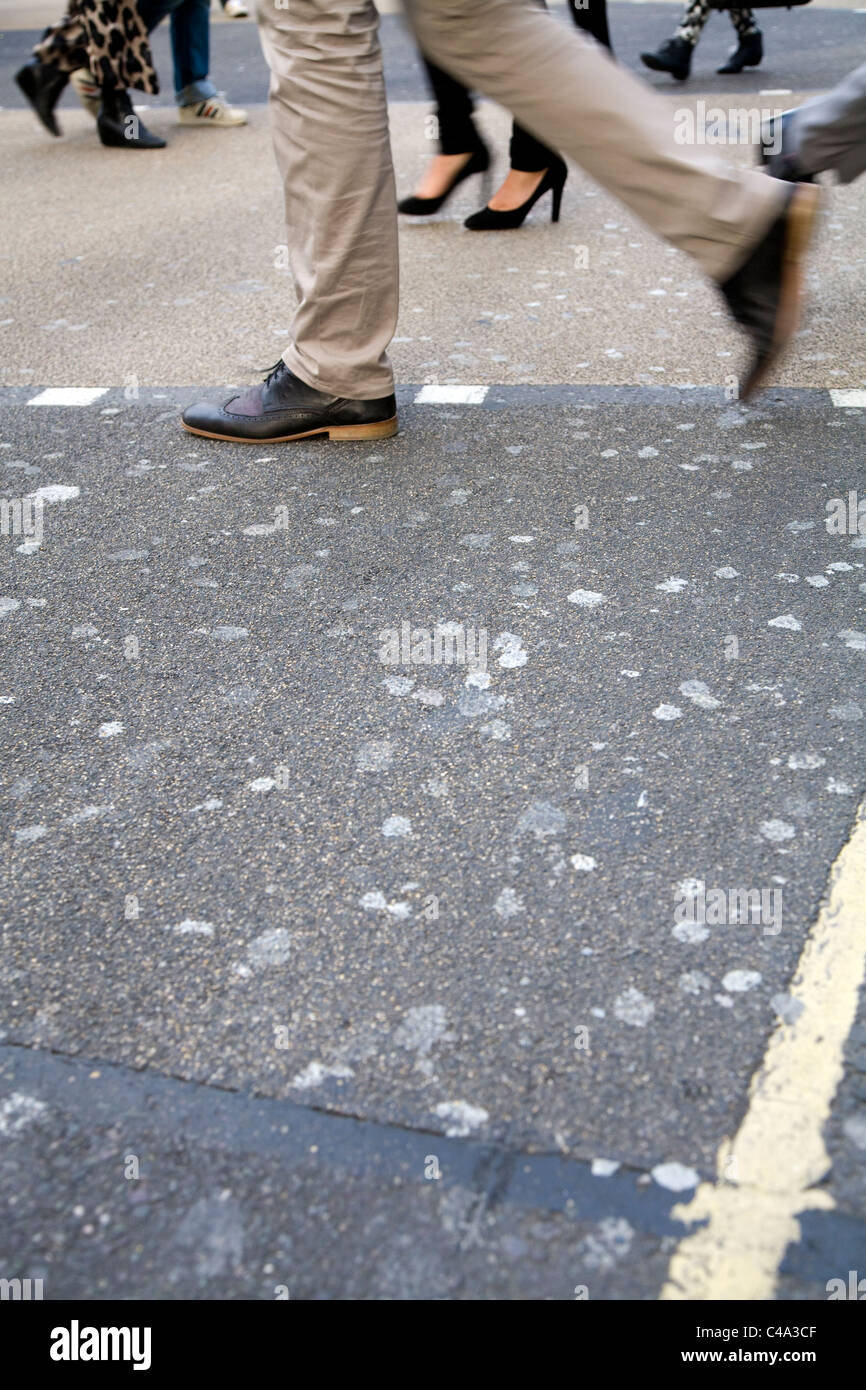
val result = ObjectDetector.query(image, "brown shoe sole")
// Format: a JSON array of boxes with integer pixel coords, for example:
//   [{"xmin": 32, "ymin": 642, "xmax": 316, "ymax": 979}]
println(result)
[
  {"xmin": 740, "ymin": 181, "xmax": 820, "ymax": 402},
  {"xmin": 181, "ymin": 415, "xmax": 398, "ymax": 443}
]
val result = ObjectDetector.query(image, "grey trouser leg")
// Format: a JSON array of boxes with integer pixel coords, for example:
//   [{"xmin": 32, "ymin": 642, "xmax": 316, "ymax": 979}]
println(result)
[
  {"xmin": 257, "ymin": 0, "xmax": 398, "ymax": 399},
  {"xmin": 793, "ymin": 61, "xmax": 866, "ymax": 185},
  {"xmin": 405, "ymin": 0, "xmax": 785, "ymax": 282}
]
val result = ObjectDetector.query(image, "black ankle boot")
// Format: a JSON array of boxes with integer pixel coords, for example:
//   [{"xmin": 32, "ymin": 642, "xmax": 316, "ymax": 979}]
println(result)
[
  {"xmin": 717, "ymin": 30, "xmax": 763, "ymax": 74},
  {"xmin": 15, "ymin": 58, "xmax": 69, "ymax": 137},
  {"xmin": 640, "ymin": 37, "xmax": 693, "ymax": 82},
  {"xmin": 97, "ymin": 87, "xmax": 166, "ymax": 149}
]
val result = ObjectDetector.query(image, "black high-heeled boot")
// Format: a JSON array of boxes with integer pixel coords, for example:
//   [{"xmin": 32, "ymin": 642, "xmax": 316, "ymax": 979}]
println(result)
[
  {"xmin": 15, "ymin": 58, "xmax": 69, "ymax": 137},
  {"xmin": 398, "ymin": 142, "xmax": 490, "ymax": 216},
  {"xmin": 463, "ymin": 158, "xmax": 567, "ymax": 231},
  {"xmin": 717, "ymin": 31, "xmax": 763, "ymax": 74},
  {"xmin": 97, "ymin": 86, "xmax": 166, "ymax": 149}
]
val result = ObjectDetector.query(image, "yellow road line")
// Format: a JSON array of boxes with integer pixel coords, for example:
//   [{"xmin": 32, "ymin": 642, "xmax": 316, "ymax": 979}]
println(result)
[{"xmin": 661, "ymin": 797, "xmax": 866, "ymax": 1301}]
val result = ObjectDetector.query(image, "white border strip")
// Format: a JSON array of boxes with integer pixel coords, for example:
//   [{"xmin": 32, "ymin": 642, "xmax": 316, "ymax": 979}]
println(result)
[
  {"xmin": 829, "ymin": 389, "xmax": 866, "ymax": 408},
  {"xmin": 27, "ymin": 388, "xmax": 109, "ymax": 407}
]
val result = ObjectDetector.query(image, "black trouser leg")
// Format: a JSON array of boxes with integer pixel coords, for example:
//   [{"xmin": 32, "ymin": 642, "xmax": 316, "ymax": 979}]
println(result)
[
  {"xmin": 421, "ymin": 54, "xmax": 482, "ymax": 154},
  {"xmin": 425, "ymin": 0, "xmax": 613, "ymax": 173},
  {"xmin": 569, "ymin": 0, "xmax": 612, "ymax": 56}
]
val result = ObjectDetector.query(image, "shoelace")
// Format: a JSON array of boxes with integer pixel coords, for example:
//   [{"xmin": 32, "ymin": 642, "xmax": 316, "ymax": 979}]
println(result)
[{"xmin": 257, "ymin": 361, "xmax": 286, "ymax": 388}]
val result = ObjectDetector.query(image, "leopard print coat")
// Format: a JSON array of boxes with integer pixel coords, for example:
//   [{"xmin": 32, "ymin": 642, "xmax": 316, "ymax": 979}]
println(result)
[{"xmin": 34, "ymin": 0, "xmax": 159, "ymax": 95}]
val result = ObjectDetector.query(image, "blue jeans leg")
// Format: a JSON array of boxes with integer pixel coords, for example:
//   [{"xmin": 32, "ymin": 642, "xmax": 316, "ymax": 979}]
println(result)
[{"xmin": 137, "ymin": 0, "xmax": 217, "ymax": 104}]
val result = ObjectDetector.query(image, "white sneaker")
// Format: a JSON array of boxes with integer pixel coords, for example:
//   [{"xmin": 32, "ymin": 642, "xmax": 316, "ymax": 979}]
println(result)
[
  {"xmin": 224, "ymin": 0, "xmax": 249, "ymax": 15},
  {"xmin": 70, "ymin": 67, "xmax": 101, "ymax": 119},
  {"xmin": 178, "ymin": 97, "xmax": 247, "ymax": 127}
]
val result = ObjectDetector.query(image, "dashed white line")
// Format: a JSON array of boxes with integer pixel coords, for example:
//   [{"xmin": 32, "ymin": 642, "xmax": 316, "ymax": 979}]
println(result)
[
  {"xmin": 27, "ymin": 388, "xmax": 109, "ymax": 407},
  {"xmin": 15, "ymin": 385, "xmax": 865, "ymax": 410},
  {"xmin": 414, "ymin": 385, "xmax": 488, "ymax": 405}
]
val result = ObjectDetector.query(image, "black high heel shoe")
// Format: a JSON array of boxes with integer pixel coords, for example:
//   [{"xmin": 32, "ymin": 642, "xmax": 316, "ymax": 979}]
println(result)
[
  {"xmin": 463, "ymin": 158, "xmax": 567, "ymax": 231},
  {"xmin": 398, "ymin": 143, "xmax": 490, "ymax": 216},
  {"xmin": 97, "ymin": 87, "xmax": 166, "ymax": 149},
  {"xmin": 15, "ymin": 58, "xmax": 69, "ymax": 137}
]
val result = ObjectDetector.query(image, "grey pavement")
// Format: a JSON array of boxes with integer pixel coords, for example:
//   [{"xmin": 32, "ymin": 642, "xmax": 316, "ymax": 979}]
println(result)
[
  {"xmin": 1, "ymin": 391, "xmax": 866, "ymax": 1299},
  {"xmin": 1, "ymin": 1, "xmax": 865, "ymax": 1305}
]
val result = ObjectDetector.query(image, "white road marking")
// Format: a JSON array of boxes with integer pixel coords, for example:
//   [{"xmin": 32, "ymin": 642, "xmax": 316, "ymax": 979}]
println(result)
[
  {"xmin": 414, "ymin": 385, "xmax": 488, "ymax": 405},
  {"xmin": 15, "ymin": 386, "xmax": 866, "ymax": 410},
  {"xmin": 27, "ymin": 388, "xmax": 109, "ymax": 406},
  {"xmin": 661, "ymin": 796, "xmax": 866, "ymax": 1300}
]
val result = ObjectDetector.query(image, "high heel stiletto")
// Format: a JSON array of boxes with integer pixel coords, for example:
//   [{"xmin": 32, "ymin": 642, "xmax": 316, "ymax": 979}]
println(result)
[
  {"xmin": 463, "ymin": 157, "xmax": 567, "ymax": 231},
  {"xmin": 398, "ymin": 143, "xmax": 490, "ymax": 216}
]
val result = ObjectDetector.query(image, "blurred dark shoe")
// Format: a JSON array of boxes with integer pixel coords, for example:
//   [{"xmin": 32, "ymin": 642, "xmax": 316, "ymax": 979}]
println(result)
[
  {"xmin": 640, "ymin": 37, "xmax": 692, "ymax": 82},
  {"xmin": 15, "ymin": 58, "xmax": 69, "ymax": 136},
  {"xmin": 182, "ymin": 360, "xmax": 398, "ymax": 442},
  {"xmin": 719, "ymin": 182, "xmax": 820, "ymax": 401},
  {"xmin": 759, "ymin": 110, "xmax": 813, "ymax": 183},
  {"xmin": 717, "ymin": 31, "xmax": 763, "ymax": 74}
]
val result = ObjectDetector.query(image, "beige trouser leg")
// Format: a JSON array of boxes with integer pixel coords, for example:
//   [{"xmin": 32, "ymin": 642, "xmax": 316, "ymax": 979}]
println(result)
[
  {"xmin": 257, "ymin": 0, "xmax": 398, "ymax": 399},
  {"xmin": 406, "ymin": 0, "xmax": 787, "ymax": 282},
  {"xmin": 257, "ymin": 0, "xmax": 788, "ymax": 397}
]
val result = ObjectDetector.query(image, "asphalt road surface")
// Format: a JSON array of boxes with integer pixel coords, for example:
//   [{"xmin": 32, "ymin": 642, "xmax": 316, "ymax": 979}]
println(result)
[{"xmin": 0, "ymin": 2, "xmax": 865, "ymax": 1302}]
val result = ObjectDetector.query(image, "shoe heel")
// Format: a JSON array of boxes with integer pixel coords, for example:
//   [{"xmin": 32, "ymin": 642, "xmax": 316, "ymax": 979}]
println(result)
[
  {"xmin": 327, "ymin": 416, "xmax": 399, "ymax": 442},
  {"xmin": 551, "ymin": 180, "xmax": 564, "ymax": 224},
  {"xmin": 786, "ymin": 182, "xmax": 820, "ymax": 264}
]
